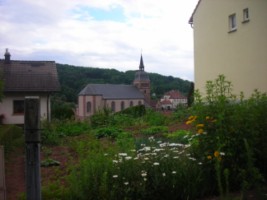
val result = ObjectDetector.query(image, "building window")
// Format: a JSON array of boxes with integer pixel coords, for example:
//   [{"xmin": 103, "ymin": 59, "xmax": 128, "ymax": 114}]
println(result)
[
  {"xmin": 229, "ymin": 13, "xmax": 237, "ymax": 32},
  {"xmin": 121, "ymin": 101, "xmax": 125, "ymax": 111},
  {"xmin": 13, "ymin": 100, "xmax": 24, "ymax": 114},
  {"xmin": 130, "ymin": 101, "xmax": 133, "ymax": 107},
  {"xmin": 243, "ymin": 8, "xmax": 249, "ymax": 23},
  {"xmin": 111, "ymin": 101, "xmax": 116, "ymax": 112},
  {"xmin": 86, "ymin": 102, "xmax": 91, "ymax": 113},
  {"xmin": 138, "ymin": 101, "xmax": 142, "ymax": 105}
]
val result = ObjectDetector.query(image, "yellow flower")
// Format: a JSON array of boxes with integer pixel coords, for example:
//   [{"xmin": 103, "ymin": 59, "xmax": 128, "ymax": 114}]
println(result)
[
  {"xmin": 188, "ymin": 115, "xmax": 197, "ymax": 121},
  {"xmin": 186, "ymin": 120, "xmax": 192, "ymax": 125},
  {"xmin": 196, "ymin": 124, "xmax": 204, "ymax": 128},
  {"xmin": 197, "ymin": 128, "xmax": 204, "ymax": 134},
  {"xmin": 188, "ymin": 115, "xmax": 194, "ymax": 120},
  {"xmin": 214, "ymin": 151, "xmax": 220, "ymax": 158},
  {"xmin": 207, "ymin": 155, "xmax": 212, "ymax": 160}
]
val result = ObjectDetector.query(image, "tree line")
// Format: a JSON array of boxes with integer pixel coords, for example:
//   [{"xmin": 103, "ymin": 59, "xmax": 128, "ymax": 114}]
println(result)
[{"xmin": 55, "ymin": 63, "xmax": 193, "ymax": 103}]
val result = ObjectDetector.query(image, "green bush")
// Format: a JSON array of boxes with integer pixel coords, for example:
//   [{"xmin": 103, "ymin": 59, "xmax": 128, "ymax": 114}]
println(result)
[
  {"xmin": 51, "ymin": 99, "xmax": 75, "ymax": 120},
  {"xmin": 90, "ymin": 108, "xmax": 112, "ymax": 128},
  {"xmin": 140, "ymin": 126, "xmax": 168, "ymax": 135},
  {"xmin": 164, "ymin": 130, "xmax": 192, "ymax": 144},
  {"xmin": 0, "ymin": 125, "xmax": 23, "ymax": 154},
  {"xmin": 93, "ymin": 127, "xmax": 123, "ymax": 139},
  {"xmin": 90, "ymin": 106, "xmax": 146, "ymax": 129},
  {"xmin": 120, "ymin": 105, "xmax": 146, "ymax": 117},
  {"xmin": 143, "ymin": 109, "xmax": 168, "ymax": 126},
  {"xmin": 41, "ymin": 120, "xmax": 91, "ymax": 145},
  {"xmin": 188, "ymin": 75, "xmax": 267, "ymax": 195}
]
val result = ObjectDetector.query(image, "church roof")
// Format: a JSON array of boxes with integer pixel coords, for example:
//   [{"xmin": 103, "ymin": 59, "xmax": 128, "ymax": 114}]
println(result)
[{"xmin": 79, "ymin": 84, "xmax": 144, "ymax": 100}]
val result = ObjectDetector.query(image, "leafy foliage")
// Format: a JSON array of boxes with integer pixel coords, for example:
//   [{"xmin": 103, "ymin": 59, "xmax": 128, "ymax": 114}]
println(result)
[
  {"xmin": 0, "ymin": 69, "xmax": 4, "ymax": 101},
  {"xmin": 93, "ymin": 127, "xmax": 129, "ymax": 139},
  {"xmin": 0, "ymin": 125, "xmax": 23, "ymax": 154},
  {"xmin": 140, "ymin": 126, "xmax": 168, "ymax": 135},
  {"xmin": 0, "ymin": 80, "xmax": 3, "ymax": 101},
  {"xmin": 51, "ymin": 96, "xmax": 75, "ymax": 120},
  {"xmin": 41, "ymin": 120, "xmax": 91, "ymax": 145},
  {"xmin": 188, "ymin": 75, "xmax": 267, "ymax": 195}
]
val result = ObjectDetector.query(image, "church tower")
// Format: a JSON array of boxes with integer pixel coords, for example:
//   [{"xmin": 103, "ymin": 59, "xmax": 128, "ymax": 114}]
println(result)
[{"xmin": 133, "ymin": 54, "xmax": 151, "ymax": 104}]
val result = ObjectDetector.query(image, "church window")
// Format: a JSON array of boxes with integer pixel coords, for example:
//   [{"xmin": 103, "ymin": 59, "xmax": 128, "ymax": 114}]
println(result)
[
  {"xmin": 86, "ymin": 101, "xmax": 91, "ymax": 113},
  {"xmin": 121, "ymin": 101, "xmax": 125, "ymax": 111},
  {"xmin": 111, "ymin": 101, "xmax": 116, "ymax": 112}
]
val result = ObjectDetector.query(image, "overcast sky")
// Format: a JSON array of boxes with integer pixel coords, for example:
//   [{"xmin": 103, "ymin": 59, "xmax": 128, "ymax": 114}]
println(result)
[{"xmin": 0, "ymin": 0, "xmax": 198, "ymax": 81}]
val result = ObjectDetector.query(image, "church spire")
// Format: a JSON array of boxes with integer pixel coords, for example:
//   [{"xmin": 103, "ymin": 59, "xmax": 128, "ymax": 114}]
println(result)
[{"xmin": 139, "ymin": 54, "xmax": 144, "ymax": 71}]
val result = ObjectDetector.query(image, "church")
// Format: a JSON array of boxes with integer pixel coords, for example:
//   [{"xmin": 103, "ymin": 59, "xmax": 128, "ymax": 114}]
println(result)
[{"xmin": 76, "ymin": 55, "xmax": 150, "ymax": 120}]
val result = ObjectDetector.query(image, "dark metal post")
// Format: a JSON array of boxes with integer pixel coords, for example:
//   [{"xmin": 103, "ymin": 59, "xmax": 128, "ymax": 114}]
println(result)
[{"xmin": 24, "ymin": 97, "xmax": 41, "ymax": 200}]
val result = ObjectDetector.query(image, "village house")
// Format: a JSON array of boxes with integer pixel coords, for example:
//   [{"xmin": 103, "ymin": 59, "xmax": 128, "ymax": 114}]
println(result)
[
  {"xmin": 0, "ymin": 49, "xmax": 60, "ymax": 124},
  {"xmin": 76, "ymin": 55, "xmax": 150, "ymax": 120},
  {"xmin": 159, "ymin": 90, "xmax": 187, "ymax": 110},
  {"xmin": 189, "ymin": 0, "xmax": 267, "ymax": 97}
]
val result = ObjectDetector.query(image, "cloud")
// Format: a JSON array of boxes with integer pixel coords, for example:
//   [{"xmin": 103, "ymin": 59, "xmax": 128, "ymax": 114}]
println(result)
[{"xmin": 0, "ymin": 0, "xmax": 198, "ymax": 81}]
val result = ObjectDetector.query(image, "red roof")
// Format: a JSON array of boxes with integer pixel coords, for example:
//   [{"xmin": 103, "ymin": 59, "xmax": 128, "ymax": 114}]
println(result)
[
  {"xmin": 164, "ymin": 90, "xmax": 186, "ymax": 99},
  {"xmin": 160, "ymin": 99, "xmax": 172, "ymax": 105}
]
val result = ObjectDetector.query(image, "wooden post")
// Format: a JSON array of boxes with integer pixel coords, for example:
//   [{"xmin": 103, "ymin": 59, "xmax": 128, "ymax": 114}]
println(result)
[
  {"xmin": 0, "ymin": 146, "xmax": 6, "ymax": 200},
  {"xmin": 24, "ymin": 97, "xmax": 41, "ymax": 200}
]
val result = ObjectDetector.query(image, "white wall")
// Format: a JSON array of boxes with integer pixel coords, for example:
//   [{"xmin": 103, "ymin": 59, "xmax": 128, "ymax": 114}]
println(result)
[
  {"xmin": 193, "ymin": 0, "xmax": 267, "ymax": 97},
  {"xmin": 76, "ymin": 95, "xmax": 144, "ymax": 120},
  {"xmin": 0, "ymin": 94, "xmax": 50, "ymax": 124}
]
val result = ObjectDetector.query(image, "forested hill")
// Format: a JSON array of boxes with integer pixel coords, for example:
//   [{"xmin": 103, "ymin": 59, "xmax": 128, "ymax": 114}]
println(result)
[{"xmin": 56, "ymin": 63, "xmax": 193, "ymax": 103}]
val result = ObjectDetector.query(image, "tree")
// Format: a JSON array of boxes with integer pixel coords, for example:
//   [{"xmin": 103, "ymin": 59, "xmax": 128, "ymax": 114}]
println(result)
[{"xmin": 0, "ymin": 72, "xmax": 3, "ymax": 101}]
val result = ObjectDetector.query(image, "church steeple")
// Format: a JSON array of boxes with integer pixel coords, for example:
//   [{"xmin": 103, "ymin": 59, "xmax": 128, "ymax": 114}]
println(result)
[
  {"xmin": 139, "ymin": 54, "xmax": 144, "ymax": 71},
  {"xmin": 133, "ymin": 54, "xmax": 151, "ymax": 105}
]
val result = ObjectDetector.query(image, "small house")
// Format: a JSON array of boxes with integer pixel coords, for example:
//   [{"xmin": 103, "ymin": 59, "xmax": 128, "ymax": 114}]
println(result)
[{"xmin": 0, "ymin": 49, "xmax": 60, "ymax": 124}]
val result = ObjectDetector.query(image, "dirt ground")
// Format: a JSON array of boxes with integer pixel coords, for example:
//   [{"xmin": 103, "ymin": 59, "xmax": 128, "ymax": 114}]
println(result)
[{"xmin": 5, "ymin": 146, "xmax": 72, "ymax": 200}]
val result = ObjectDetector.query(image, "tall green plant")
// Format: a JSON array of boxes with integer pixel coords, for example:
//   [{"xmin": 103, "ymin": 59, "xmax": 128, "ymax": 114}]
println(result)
[{"xmin": 189, "ymin": 74, "xmax": 267, "ymax": 195}]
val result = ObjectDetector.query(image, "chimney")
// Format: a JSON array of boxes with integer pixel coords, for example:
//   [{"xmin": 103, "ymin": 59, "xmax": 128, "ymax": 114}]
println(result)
[{"xmin": 4, "ymin": 48, "xmax": 11, "ymax": 64}]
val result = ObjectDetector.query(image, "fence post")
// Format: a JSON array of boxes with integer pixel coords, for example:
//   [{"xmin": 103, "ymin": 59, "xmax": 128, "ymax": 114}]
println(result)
[
  {"xmin": 24, "ymin": 97, "xmax": 41, "ymax": 200},
  {"xmin": 0, "ymin": 146, "xmax": 6, "ymax": 200}
]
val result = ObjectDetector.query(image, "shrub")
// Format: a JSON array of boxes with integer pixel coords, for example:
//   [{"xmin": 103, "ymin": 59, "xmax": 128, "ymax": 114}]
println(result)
[
  {"xmin": 90, "ymin": 108, "xmax": 112, "ymax": 128},
  {"xmin": 51, "ymin": 99, "xmax": 75, "ymax": 120},
  {"xmin": 164, "ymin": 130, "xmax": 192, "ymax": 144},
  {"xmin": 0, "ymin": 125, "xmax": 23, "ymax": 154},
  {"xmin": 120, "ymin": 105, "xmax": 146, "ymax": 117},
  {"xmin": 41, "ymin": 120, "xmax": 91, "ymax": 145},
  {"xmin": 140, "ymin": 126, "xmax": 168, "ymax": 135},
  {"xmin": 93, "ymin": 127, "xmax": 128, "ymax": 139},
  {"xmin": 143, "ymin": 109, "xmax": 168, "ymax": 126},
  {"xmin": 188, "ymin": 75, "xmax": 267, "ymax": 195}
]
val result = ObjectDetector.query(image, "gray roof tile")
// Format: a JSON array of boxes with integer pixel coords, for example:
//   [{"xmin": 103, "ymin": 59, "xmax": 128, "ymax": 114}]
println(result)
[
  {"xmin": 0, "ymin": 60, "xmax": 60, "ymax": 92},
  {"xmin": 79, "ymin": 84, "xmax": 144, "ymax": 100}
]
